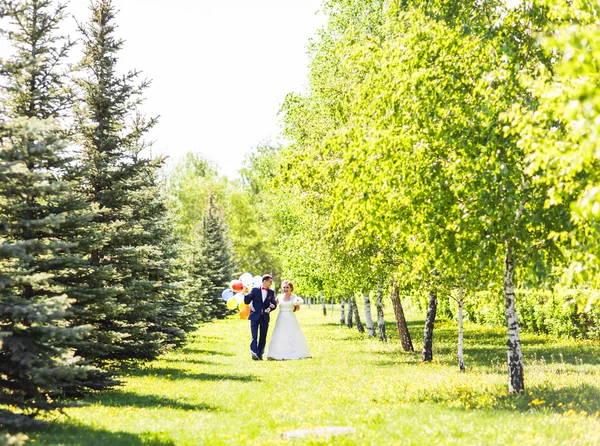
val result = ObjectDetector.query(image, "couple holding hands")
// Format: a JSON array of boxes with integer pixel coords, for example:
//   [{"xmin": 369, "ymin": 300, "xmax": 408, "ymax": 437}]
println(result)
[{"xmin": 244, "ymin": 274, "xmax": 311, "ymax": 361}]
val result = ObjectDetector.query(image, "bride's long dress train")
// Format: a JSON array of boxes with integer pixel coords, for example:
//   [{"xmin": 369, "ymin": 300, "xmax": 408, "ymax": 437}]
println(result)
[{"xmin": 267, "ymin": 298, "xmax": 311, "ymax": 360}]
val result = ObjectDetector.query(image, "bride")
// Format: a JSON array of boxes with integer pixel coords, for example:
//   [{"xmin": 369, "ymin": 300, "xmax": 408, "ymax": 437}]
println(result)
[{"xmin": 267, "ymin": 280, "xmax": 311, "ymax": 360}]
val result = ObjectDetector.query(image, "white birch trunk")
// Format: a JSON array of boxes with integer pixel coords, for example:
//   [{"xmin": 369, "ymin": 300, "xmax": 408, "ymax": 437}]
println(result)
[
  {"xmin": 346, "ymin": 298, "xmax": 354, "ymax": 328},
  {"xmin": 376, "ymin": 282, "xmax": 387, "ymax": 341},
  {"xmin": 340, "ymin": 299, "xmax": 345, "ymax": 324},
  {"xmin": 457, "ymin": 288, "xmax": 465, "ymax": 372},
  {"xmin": 320, "ymin": 293, "xmax": 326, "ymax": 316},
  {"xmin": 504, "ymin": 245, "xmax": 525, "ymax": 392},
  {"xmin": 363, "ymin": 293, "xmax": 376, "ymax": 337},
  {"xmin": 422, "ymin": 291, "xmax": 437, "ymax": 361},
  {"xmin": 352, "ymin": 296, "xmax": 365, "ymax": 333}
]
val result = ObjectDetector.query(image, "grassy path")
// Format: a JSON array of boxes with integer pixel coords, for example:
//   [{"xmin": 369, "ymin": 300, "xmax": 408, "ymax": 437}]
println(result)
[{"xmin": 33, "ymin": 306, "xmax": 600, "ymax": 445}]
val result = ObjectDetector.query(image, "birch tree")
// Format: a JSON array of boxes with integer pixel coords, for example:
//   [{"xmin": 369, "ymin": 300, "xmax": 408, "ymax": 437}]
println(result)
[{"xmin": 363, "ymin": 293, "xmax": 376, "ymax": 337}]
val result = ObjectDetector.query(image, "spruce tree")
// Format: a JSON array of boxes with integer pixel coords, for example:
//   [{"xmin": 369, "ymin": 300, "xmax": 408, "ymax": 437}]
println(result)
[
  {"xmin": 0, "ymin": 0, "xmax": 115, "ymax": 427},
  {"xmin": 72, "ymin": 0, "xmax": 184, "ymax": 361},
  {"xmin": 183, "ymin": 245, "xmax": 214, "ymax": 324},
  {"xmin": 191, "ymin": 195, "xmax": 234, "ymax": 321},
  {"xmin": 112, "ymin": 155, "xmax": 188, "ymax": 353},
  {"xmin": 0, "ymin": 119, "xmax": 88, "ymax": 427}
]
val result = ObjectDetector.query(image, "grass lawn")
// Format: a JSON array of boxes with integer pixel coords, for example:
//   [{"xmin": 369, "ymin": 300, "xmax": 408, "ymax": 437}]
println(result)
[{"xmin": 30, "ymin": 304, "xmax": 600, "ymax": 445}]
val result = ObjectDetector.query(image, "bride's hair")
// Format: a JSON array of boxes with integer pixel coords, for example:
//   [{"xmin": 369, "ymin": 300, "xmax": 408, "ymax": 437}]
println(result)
[{"xmin": 281, "ymin": 280, "xmax": 294, "ymax": 291}]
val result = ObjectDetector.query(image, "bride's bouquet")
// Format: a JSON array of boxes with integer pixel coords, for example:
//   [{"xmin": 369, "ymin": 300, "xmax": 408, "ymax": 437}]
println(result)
[{"xmin": 292, "ymin": 295, "xmax": 303, "ymax": 311}]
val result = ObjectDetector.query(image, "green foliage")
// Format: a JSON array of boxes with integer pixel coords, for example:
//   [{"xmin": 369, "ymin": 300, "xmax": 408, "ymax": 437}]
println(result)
[
  {"xmin": 278, "ymin": 0, "xmax": 597, "ymax": 318},
  {"xmin": 163, "ymin": 153, "xmax": 222, "ymax": 242},
  {"xmin": 408, "ymin": 289, "xmax": 454, "ymax": 320},
  {"xmin": 463, "ymin": 288, "xmax": 600, "ymax": 339},
  {"xmin": 229, "ymin": 143, "xmax": 282, "ymax": 278},
  {"xmin": 507, "ymin": 0, "xmax": 600, "ymax": 284},
  {"xmin": 164, "ymin": 153, "xmax": 235, "ymax": 324}
]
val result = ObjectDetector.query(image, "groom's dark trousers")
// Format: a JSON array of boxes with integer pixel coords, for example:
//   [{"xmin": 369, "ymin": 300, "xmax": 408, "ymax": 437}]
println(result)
[{"xmin": 250, "ymin": 315, "xmax": 269, "ymax": 359}]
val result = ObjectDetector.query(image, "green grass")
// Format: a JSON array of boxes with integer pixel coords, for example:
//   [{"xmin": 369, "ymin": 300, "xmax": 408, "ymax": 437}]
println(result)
[{"xmin": 30, "ymin": 306, "xmax": 600, "ymax": 445}]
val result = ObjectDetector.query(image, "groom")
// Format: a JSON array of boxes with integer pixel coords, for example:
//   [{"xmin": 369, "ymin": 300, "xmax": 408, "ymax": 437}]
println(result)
[{"xmin": 244, "ymin": 274, "xmax": 277, "ymax": 360}]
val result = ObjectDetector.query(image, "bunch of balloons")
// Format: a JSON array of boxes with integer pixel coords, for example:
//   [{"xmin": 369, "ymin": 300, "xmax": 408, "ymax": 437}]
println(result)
[{"xmin": 221, "ymin": 273, "xmax": 263, "ymax": 320}]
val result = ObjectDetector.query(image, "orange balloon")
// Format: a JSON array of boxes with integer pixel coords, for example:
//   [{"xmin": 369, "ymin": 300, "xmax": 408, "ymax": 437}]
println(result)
[{"xmin": 239, "ymin": 305, "xmax": 250, "ymax": 320}]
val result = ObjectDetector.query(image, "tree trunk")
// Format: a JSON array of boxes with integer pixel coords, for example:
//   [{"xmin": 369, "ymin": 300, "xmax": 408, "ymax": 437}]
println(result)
[
  {"xmin": 422, "ymin": 291, "xmax": 437, "ymax": 361},
  {"xmin": 504, "ymin": 245, "xmax": 525, "ymax": 393},
  {"xmin": 307, "ymin": 297, "xmax": 311, "ymax": 308},
  {"xmin": 376, "ymin": 282, "xmax": 387, "ymax": 342},
  {"xmin": 321, "ymin": 293, "xmax": 326, "ymax": 316},
  {"xmin": 352, "ymin": 296, "xmax": 365, "ymax": 333},
  {"xmin": 363, "ymin": 293, "xmax": 376, "ymax": 337},
  {"xmin": 390, "ymin": 284, "xmax": 414, "ymax": 351},
  {"xmin": 457, "ymin": 288, "xmax": 465, "ymax": 372},
  {"xmin": 330, "ymin": 297, "xmax": 334, "ymax": 316},
  {"xmin": 346, "ymin": 298, "xmax": 353, "ymax": 329},
  {"xmin": 340, "ymin": 299, "xmax": 345, "ymax": 324}
]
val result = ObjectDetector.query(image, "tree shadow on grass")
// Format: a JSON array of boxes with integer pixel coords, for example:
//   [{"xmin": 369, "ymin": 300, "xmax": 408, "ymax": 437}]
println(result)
[
  {"xmin": 158, "ymin": 357, "xmax": 215, "ymax": 366},
  {"xmin": 372, "ymin": 321, "xmax": 600, "ymax": 369},
  {"xmin": 523, "ymin": 343, "xmax": 600, "ymax": 366},
  {"xmin": 85, "ymin": 391, "xmax": 216, "ymax": 411},
  {"xmin": 178, "ymin": 347, "xmax": 235, "ymax": 356},
  {"xmin": 375, "ymin": 380, "xmax": 600, "ymax": 417},
  {"xmin": 496, "ymin": 383, "xmax": 600, "ymax": 415},
  {"xmin": 324, "ymin": 320, "xmax": 424, "ymax": 330},
  {"xmin": 31, "ymin": 423, "xmax": 177, "ymax": 446},
  {"xmin": 194, "ymin": 335, "xmax": 224, "ymax": 341},
  {"xmin": 127, "ymin": 366, "xmax": 259, "ymax": 382},
  {"xmin": 451, "ymin": 382, "xmax": 600, "ymax": 415}
]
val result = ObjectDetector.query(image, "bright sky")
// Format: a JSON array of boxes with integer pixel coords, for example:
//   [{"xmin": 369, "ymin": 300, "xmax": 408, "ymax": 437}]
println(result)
[{"xmin": 63, "ymin": 0, "xmax": 325, "ymax": 177}]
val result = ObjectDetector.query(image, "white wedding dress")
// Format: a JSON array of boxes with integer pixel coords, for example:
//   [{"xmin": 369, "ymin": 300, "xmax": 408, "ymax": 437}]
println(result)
[{"xmin": 267, "ymin": 295, "xmax": 311, "ymax": 360}]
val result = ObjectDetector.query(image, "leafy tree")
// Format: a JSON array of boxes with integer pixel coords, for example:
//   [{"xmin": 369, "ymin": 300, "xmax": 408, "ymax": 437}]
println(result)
[
  {"xmin": 164, "ymin": 153, "xmax": 222, "ymax": 241},
  {"xmin": 230, "ymin": 143, "xmax": 282, "ymax": 277},
  {"xmin": 280, "ymin": 0, "xmax": 574, "ymax": 393},
  {"xmin": 511, "ymin": 0, "xmax": 600, "ymax": 286}
]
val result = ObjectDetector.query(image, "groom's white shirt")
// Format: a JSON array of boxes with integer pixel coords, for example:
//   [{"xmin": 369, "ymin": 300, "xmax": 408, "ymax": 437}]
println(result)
[{"xmin": 261, "ymin": 288, "xmax": 267, "ymax": 302}]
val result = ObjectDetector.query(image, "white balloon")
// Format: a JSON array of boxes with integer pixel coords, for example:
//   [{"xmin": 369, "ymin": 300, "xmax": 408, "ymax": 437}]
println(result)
[
  {"xmin": 252, "ymin": 275, "xmax": 262, "ymax": 288},
  {"xmin": 221, "ymin": 288, "xmax": 234, "ymax": 301},
  {"xmin": 234, "ymin": 292, "xmax": 244, "ymax": 304},
  {"xmin": 239, "ymin": 272, "xmax": 253, "ymax": 287}
]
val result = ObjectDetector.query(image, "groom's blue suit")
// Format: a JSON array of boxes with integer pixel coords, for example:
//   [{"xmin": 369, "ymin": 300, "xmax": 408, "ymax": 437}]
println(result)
[{"xmin": 244, "ymin": 286, "xmax": 277, "ymax": 360}]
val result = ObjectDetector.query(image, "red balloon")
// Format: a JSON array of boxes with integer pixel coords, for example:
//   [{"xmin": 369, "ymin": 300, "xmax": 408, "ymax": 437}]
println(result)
[
  {"xmin": 239, "ymin": 305, "xmax": 250, "ymax": 320},
  {"xmin": 230, "ymin": 280, "xmax": 244, "ymax": 292}
]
